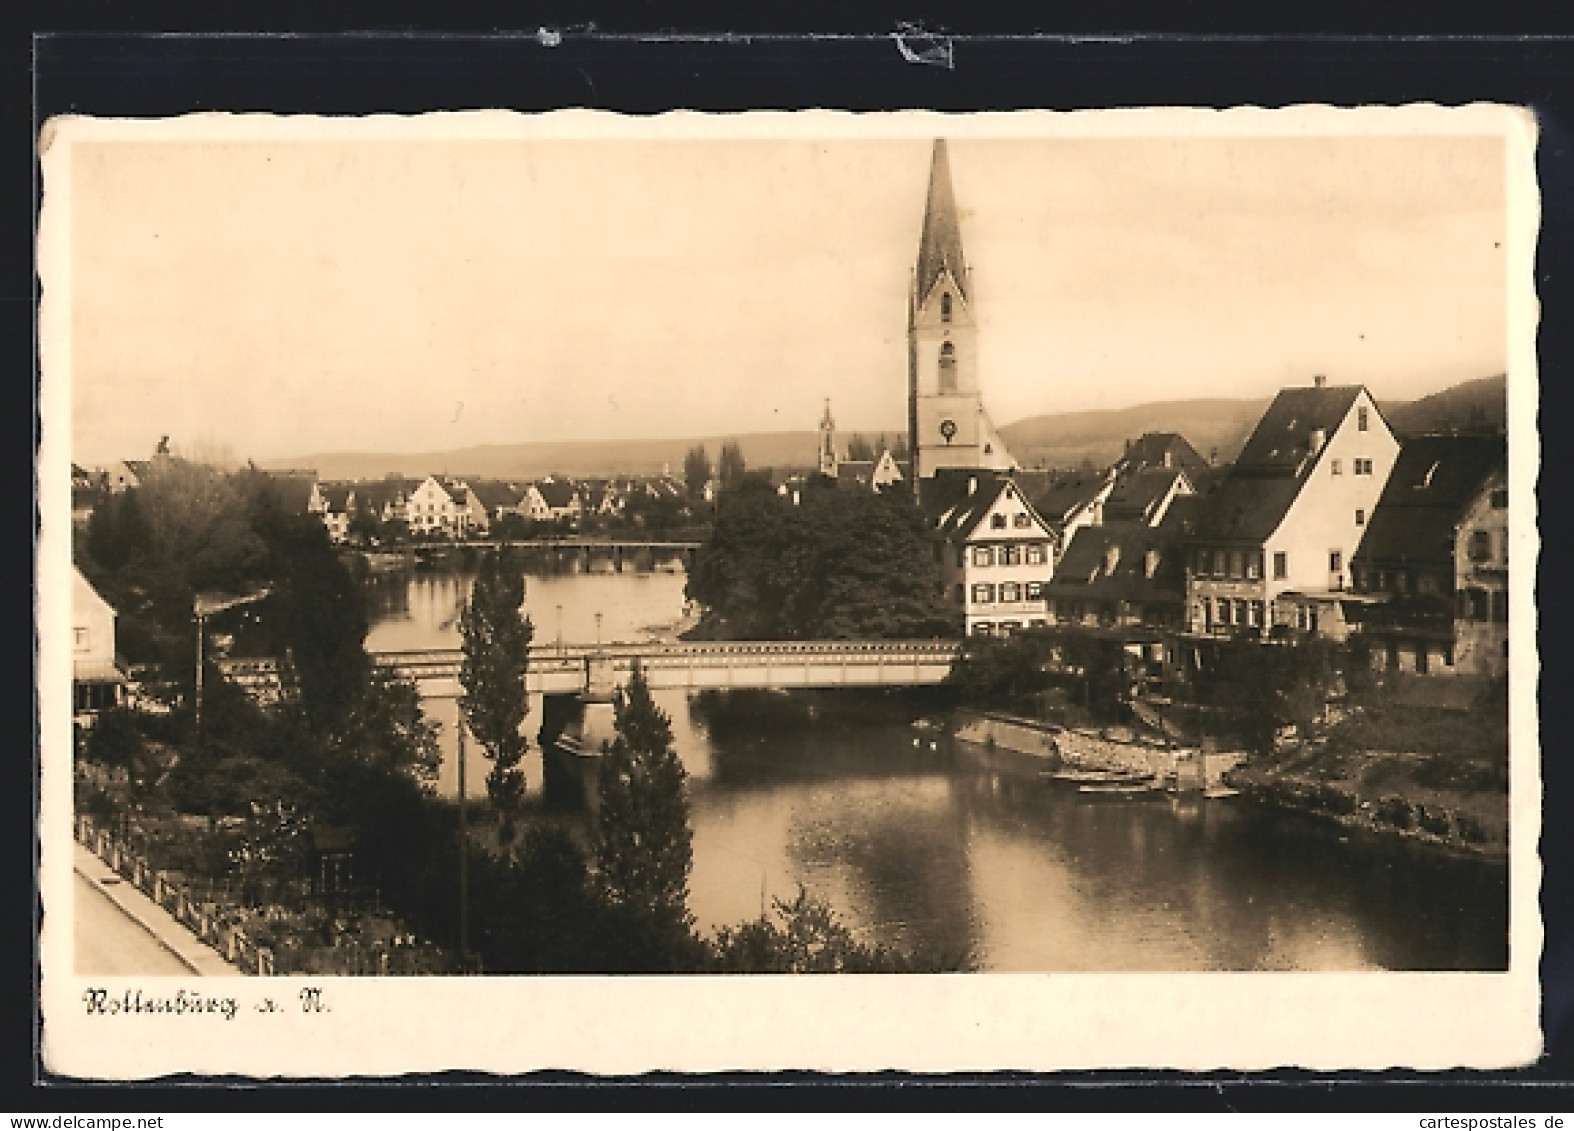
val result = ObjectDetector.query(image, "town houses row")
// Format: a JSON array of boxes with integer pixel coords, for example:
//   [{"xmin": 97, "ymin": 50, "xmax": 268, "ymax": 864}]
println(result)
[
  {"xmin": 920, "ymin": 376, "xmax": 1508, "ymax": 680},
  {"xmin": 72, "ymin": 463, "xmax": 701, "ymax": 542}
]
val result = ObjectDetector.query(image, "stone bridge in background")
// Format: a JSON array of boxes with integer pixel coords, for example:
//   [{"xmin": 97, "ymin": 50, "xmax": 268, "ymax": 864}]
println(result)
[{"xmin": 366, "ymin": 639, "xmax": 962, "ymax": 699}]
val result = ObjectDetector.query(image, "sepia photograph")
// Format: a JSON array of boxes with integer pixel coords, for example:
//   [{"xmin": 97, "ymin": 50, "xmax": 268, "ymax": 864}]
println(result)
[{"xmin": 37, "ymin": 105, "xmax": 1541, "ymax": 1076}]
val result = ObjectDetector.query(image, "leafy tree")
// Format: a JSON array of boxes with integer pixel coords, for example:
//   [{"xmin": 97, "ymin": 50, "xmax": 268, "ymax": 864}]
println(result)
[
  {"xmin": 593, "ymin": 665, "xmax": 693, "ymax": 937},
  {"xmin": 85, "ymin": 490, "xmax": 153, "ymax": 572},
  {"xmin": 83, "ymin": 707, "xmax": 146, "ymax": 770},
  {"xmin": 458, "ymin": 548, "xmax": 534, "ymax": 838},
  {"xmin": 687, "ymin": 487, "xmax": 953, "ymax": 639},
  {"xmin": 890, "ymin": 433, "xmax": 910, "ymax": 463},
  {"xmin": 1198, "ymin": 636, "xmax": 1341, "ymax": 754},
  {"xmin": 334, "ymin": 667, "xmax": 441, "ymax": 785},
  {"xmin": 846, "ymin": 433, "xmax": 875, "ymax": 462},
  {"xmin": 710, "ymin": 885, "xmax": 940, "ymax": 973},
  {"xmin": 717, "ymin": 441, "xmax": 747, "ymax": 487},
  {"xmin": 269, "ymin": 516, "xmax": 370, "ymax": 733},
  {"xmin": 683, "ymin": 445, "xmax": 712, "ymax": 499}
]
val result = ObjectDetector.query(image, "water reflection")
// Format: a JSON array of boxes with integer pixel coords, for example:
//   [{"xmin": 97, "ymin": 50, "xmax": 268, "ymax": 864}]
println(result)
[{"xmin": 364, "ymin": 566, "xmax": 1509, "ymax": 972}]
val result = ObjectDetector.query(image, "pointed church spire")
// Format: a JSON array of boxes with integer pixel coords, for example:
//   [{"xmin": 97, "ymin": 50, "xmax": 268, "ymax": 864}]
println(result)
[{"xmin": 915, "ymin": 139, "xmax": 968, "ymax": 304}]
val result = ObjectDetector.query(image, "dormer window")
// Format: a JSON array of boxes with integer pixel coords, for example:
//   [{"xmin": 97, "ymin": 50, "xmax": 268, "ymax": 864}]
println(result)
[{"xmin": 941, "ymin": 292, "xmax": 953, "ymax": 322}]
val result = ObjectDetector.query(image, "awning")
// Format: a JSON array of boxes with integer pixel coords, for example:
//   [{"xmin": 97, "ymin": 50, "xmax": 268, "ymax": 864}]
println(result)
[{"xmin": 72, "ymin": 659, "xmax": 125, "ymax": 684}]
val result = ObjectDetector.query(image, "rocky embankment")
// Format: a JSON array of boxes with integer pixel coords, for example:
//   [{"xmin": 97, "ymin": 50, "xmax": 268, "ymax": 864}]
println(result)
[{"xmin": 1227, "ymin": 746, "xmax": 1508, "ymax": 860}]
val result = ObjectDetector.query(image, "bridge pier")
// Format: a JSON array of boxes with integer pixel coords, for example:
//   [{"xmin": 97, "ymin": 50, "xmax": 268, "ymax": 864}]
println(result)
[{"xmin": 539, "ymin": 692, "xmax": 621, "ymax": 813}]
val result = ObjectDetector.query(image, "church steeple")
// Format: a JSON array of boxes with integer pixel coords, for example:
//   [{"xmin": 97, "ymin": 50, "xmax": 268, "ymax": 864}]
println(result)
[
  {"xmin": 914, "ymin": 139, "xmax": 969, "ymax": 307},
  {"xmin": 818, "ymin": 398, "xmax": 838, "ymax": 478},
  {"xmin": 906, "ymin": 138, "xmax": 1015, "ymax": 492}
]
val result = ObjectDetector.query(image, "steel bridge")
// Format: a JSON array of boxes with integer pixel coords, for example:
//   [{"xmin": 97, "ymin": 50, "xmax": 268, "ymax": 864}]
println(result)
[{"xmin": 367, "ymin": 639, "xmax": 961, "ymax": 697}]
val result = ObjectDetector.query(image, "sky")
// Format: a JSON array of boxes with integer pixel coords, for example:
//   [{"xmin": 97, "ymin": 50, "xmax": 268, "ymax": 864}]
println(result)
[{"xmin": 65, "ymin": 127, "xmax": 1508, "ymax": 468}]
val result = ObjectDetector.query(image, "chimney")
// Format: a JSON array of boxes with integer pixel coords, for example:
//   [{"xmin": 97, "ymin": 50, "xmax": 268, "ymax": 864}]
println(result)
[
  {"xmin": 1313, "ymin": 374, "xmax": 1327, "ymax": 388},
  {"xmin": 1162, "ymin": 449, "xmax": 1172, "ymax": 469},
  {"xmin": 1209, "ymin": 447, "xmax": 1219, "ymax": 466},
  {"xmin": 1125, "ymin": 438, "xmax": 1132, "ymax": 454},
  {"xmin": 968, "ymin": 475, "xmax": 978, "ymax": 496},
  {"xmin": 1309, "ymin": 427, "xmax": 1327, "ymax": 454}
]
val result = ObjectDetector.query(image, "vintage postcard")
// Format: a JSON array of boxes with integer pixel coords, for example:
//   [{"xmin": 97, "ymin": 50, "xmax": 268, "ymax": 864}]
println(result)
[{"xmin": 38, "ymin": 105, "xmax": 1542, "ymax": 1077}]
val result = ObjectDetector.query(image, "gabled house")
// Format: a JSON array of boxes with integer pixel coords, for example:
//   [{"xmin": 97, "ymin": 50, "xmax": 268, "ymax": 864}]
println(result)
[
  {"xmin": 113, "ymin": 460, "xmax": 150, "ymax": 493},
  {"xmin": 355, "ymin": 478, "xmax": 419, "ymax": 525},
  {"xmin": 535, "ymin": 477, "xmax": 583, "ymax": 524},
  {"xmin": 1043, "ymin": 524, "xmax": 1186, "ymax": 631},
  {"xmin": 308, "ymin": 482, "xmax": 356, "ymax": 543},
  {"xmin": 1102, "ymin": 467, "xmax": 1196, "ymax": 527},
  {"xmin": 71, "ymin": 464, "xmax": 104, "ymax": 529},
  {"xmin": 405, "ymin": 476, "xmax": 468, "ymax": 536},
  {"xmin": 1112, "ymin": 432, "xmax": 1210, "ymax": 478},
  {"xmin": 871, "ymin": 449, "xmax": 905, "ymax": 491},
  {"xmin": 465, "ymin": 480, "xmax": 527, "ymax": 532},
  {"xmin": 1032, "ymin": 470, "xmax": 1118, "ymax": 552},
  {"xmin": 73, "ymin": 567, "xmax": 124, "ymax": 715},
  {"xmin": 1349, "ymin": 432, "xmax": 1508, "ymax": 677},
  {"xmin": 1183, "ymin": 377, "xmax": 1400, "ymax": 639},
  {"xmin": 933, "ymin": 475, "xmax": 1058, "ymax": 636}
]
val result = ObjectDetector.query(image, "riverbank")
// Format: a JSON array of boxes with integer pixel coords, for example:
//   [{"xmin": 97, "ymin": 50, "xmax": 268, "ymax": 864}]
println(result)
[
  {"xmin": 1226, "ymin": 746, "xmax": 1508, "ymax": 861},
  {"xmin": 951, "ymin": 709, "xmax": 1244, "ymax": 790}
]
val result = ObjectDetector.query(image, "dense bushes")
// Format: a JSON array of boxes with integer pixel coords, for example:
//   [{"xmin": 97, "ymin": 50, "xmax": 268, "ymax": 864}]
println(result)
[{"xmin": 686, "ymin": 484, "xmax": 954, "ymax": 640}]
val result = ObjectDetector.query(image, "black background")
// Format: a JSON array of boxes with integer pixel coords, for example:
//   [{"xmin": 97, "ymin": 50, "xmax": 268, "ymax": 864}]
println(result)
[{"xmin": 15, "ymin": 1, "xmax": 1574, "ymax": 1110}]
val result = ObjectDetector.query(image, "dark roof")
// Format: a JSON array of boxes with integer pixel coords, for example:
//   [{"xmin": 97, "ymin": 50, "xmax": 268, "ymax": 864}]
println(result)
[
  {"xmin": 1186, "ymin": 384, "xmax": 1371, "ymax": 545},
  {"xmin": 1114, "ymin": 432, "xmax": 1208, "ymax": 476},
  {"xmin": 935, "ymin": 477, "xmax": 1011, "ymax": 540},
  {"xmin": 354, "ymin": 478, "xmax": 416, "ymax": 509},
  {"xmin": 1353, "ymin": 433, "xmax": 1506, "ymax": 570},
  {"xmin": 466, "ymin": 479, "xmax": 522, "ymax": 511},
  {"xmin": 1234, "ymin": 384, "xmax": 1364, "ymax": 470},
  {"xmin": 1046, "ymin": 524, "xmax": 1186, "ymax": 603},
  {"xmin": 934, "ymin": 476, "xmax": 1051, "ymax": 542},
  {"xmin": 1031, "ymin": 473, "xmax": 1109, "ymax": 526},
  {"xmin": 535, "ymin": 479, "xmax": 579, "ymax": 509},
  {"xmin": 1156, "ymin": 493, "xmax": 1205, "ymax": 536},
  {"xmin": 914, "ymin": 139, "xmax": 969, "ymax": 304},
  {"xmin": 919, "ymin": 467, "xmax": 1007, "ymax": 522},
  {"xmin": 837, "ymin": 460, "xmax": 876, "ymax": 487},
  {"xmin": 265, "ymin": 470, "xmax": 316, "ymax": 515},
  {"xmin": 1104, "ymin": 468, "xmax": 1189, "ymax": 525},
  {"xmin": 1186, "ymin": 472, "xmax": 1302, "ymax": 545},
  {"xmin": 318, "ymin": 485, "xmax": 355, "ymax": 511}
]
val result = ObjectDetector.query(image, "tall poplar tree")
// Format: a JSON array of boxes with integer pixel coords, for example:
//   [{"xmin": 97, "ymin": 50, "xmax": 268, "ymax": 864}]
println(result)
[
  {"xmin": 683, "ymin": 444, "xmax": 712, "ymax": 499},
  {"xmin": 593, "ymin": 664, "xmax": 693, "ymax": 936},
  {"xmin": 459, "ymin": 548, "xmax": 534, "ymax": 838}
]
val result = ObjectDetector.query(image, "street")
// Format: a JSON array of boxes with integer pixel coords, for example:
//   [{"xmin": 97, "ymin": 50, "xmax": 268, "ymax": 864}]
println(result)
[{"xmin": 75, "ymin": 873, "xmax": 193, "ymax": 977}]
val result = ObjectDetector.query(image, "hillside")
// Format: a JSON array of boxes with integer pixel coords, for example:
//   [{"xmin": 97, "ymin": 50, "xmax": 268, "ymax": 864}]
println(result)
[
  {"xmin": 999, "ymin": 398, "xmax": 1268, "ymax": 472},
  {"xmin": 1382, "ymin": 374, "xmax": 1506, "ymax": 437},
  {"xmin": 265, "ymin": 375, "xmax": 1507, "ymax": 482},
  {"xmin": 266, "ymin": 431, "xmax": 834, "ymax": 482}
]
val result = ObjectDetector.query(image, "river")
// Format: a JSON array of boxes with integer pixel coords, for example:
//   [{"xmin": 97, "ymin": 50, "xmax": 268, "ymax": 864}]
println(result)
[{"xmin": 362, "ymin": 561, "xmax": 1509, "ymax": 972}]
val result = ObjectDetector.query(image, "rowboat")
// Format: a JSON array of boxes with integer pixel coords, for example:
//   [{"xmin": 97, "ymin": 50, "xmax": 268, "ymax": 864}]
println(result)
[
  {"xmin": 1077, "ymin": 780, "xmax": 1166, "ymax": 799},
  {"xmin": 1043, "ymin": 768, "xmax": 1154, "ymax": 787}
]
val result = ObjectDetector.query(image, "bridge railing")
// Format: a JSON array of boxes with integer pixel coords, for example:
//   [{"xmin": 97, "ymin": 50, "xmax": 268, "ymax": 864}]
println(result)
[{"xmin": 371, "ymin": 639, "xmax": 962, "ymax": 668}]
